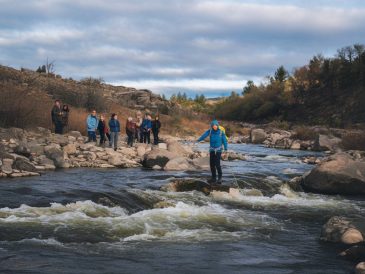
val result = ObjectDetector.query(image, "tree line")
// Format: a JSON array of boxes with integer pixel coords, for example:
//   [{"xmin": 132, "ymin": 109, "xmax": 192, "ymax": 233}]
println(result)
[{"xmin": 215, "ymin": 44, "xmax": 365, "ymax": 127}]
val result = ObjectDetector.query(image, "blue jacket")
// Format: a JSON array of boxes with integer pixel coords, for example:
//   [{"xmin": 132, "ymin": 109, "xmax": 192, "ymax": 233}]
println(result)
[
  {"xmin": 197, "ymin": 120, "xmax": 228, "ymax": 152},
  {"xmin": 86, "ymin": 115, "xmax": 99, "ymax": 132},
  {"xmin": 109, "ymin": 118, "xmax": 121, "ymax": 132},
  {"xmin": 141, "ymin": 118, "xmax": 152, "ymax": 132}
]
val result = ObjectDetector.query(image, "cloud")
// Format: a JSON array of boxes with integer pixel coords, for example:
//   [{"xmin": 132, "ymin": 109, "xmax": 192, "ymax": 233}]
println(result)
[{"xmin": 1, "ymin": 0, "xmax": 365, "ymax": 97}]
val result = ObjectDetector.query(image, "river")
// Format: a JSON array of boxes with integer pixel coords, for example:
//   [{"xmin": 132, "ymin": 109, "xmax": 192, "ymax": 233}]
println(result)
[{"xmin": 0, "ymin": 144, "xmax": 364, "ymax": 273}]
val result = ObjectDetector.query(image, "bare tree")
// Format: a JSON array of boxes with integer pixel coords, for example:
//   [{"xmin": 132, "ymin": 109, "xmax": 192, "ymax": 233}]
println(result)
[{"xmin": 45, "ymin": 57, "xmax": 55, "ymax": 76}]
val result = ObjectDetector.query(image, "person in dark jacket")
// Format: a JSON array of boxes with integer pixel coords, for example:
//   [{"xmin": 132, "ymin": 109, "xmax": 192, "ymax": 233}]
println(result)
[
  {"xmin": 61, "ymin": 104, "xmax": 70, "ymax": 133},
  {"xmin": 51, "ymin": 100, "xmax": 63, "ymax": 134},
  {"xmin": 109, "ymin": 113, "xmax": 120, "ymax": 151},
  {"xmin": 141, "ymin": 114, "xmax": 152, "ymax": 144},
  {"xmin": 152, "ymin": 116, "xmax": 161, "ymax": 145},
  {"xmin": 197, "ymin": 119, "xmax": 228, "ymax": 184},
  {"xmin": 97, "ymin": 114, "xmax": 109, "ymax": 147},
  {"xmin": 126, "ymin": 117, "xmax": 136, "ymax": 147}
]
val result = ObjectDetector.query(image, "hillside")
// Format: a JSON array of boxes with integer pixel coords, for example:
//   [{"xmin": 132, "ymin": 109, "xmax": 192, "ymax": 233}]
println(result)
[{"xmin": 0, "ymin": 65, "xmax": 209, "ymax": 136}]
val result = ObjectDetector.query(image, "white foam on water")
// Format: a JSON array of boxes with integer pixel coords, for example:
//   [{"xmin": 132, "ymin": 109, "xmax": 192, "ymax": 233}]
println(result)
[
  {"xmin": 211, "ymin": 188, "xmax": 361, "ymax": 212},
  {"xmin": 262, "ymin": 155, "xmax": 301, "ymax": 163},
  {"xmin": 0, "ymin": 200, "xmax": 281, "ymax": 243}
]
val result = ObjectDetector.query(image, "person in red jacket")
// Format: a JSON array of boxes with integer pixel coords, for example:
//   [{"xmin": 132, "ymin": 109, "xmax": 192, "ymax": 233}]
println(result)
[{"xmin": 126, "ymin": 117, "xmax": 136, "ymax": 147}]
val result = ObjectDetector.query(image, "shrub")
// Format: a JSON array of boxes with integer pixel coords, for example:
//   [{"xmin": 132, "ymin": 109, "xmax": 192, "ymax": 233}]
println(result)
[
  {"xmin": 341, "ymin": 132, "xmax": 365, "ymax": 151},
  {"xmin": 292, "ymin": 126, "xmax": 318, "ymax": 140}
]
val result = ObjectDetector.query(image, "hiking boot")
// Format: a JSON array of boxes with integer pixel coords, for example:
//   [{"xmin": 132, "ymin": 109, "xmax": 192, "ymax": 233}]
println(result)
[{"xmin": 216, "ymin": 177, "xmax": 222, "ymax": 184}]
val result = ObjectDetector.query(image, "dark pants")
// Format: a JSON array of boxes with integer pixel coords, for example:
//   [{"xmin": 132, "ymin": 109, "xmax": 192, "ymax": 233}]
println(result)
[
  {"xmin": 54, "ymin": 121, "xmax": 63, "ymax": 134},
  {"xmin": 210, "ymin": 151, "xmax": 222, "ymax": 179},
  {"xmin": 143, "ymin": 131, "xmax": 150, "ymax": 144},
  {"xmin": 127, "ymin": 131, "xmax": 134, "ymax": 147},
  {"xmin": 152, "ymin": 130, "xmax": 159, "ymax": 145},
  {"xmin": 88, "ymin": 131, "xmax": 96, "ymax": 142},
  {"xmin": 139, "ymin": 128, "xmax": 144, "ymax": 143},
  {"xmin": 99, "ymin": 130, "xmax": 109, "ymax": 144}
]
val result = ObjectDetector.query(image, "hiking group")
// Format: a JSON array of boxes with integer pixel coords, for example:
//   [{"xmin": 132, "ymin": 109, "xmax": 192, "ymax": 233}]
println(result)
[
  {"xmin": 51, "ymin": 100, "xmax": 162, "ymax": 151},
  {"xmin": 51, "ymin": 100, "xmax": 228, "ymax": 185}
]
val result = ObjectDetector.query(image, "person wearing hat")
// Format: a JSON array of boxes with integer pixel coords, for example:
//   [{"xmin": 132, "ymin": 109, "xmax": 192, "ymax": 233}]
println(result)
[{"xmin": 197, "ymin": 119, "xmax": 228, "ymax": 184}]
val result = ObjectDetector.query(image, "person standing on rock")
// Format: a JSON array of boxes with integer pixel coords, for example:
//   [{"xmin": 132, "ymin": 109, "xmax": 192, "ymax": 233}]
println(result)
[
  {"xmin": 97, "ymin": 114, "xmax": 109, "ymax": 147},
  {"xmin": 152, "ymin": 115, "xmax": 161, "ymax": 145},
  {"xmin": 135, "ymin": 111, "xmax": 143, "ymax": 143},
  {"xmin": 197, "ymin": 119, "xmax": 228, "ymax": 184},
  {"xmin": 141, "ymin": 113, "xmax": 152, "ymax": 144},
  {"xmin": 61, "ymin": 104, "xmax": 70, "ymax": 133},
  {"xmin": 86, "ymin": 110, "xmax": 98, "ymax": 143},
  {"xmin": 51, "ymin": 100, "xmax": 64, "ymax": 134},
  {"xmin": 126, "ymin": 117, "xmax": 136, "ymax": 147},
  {"xmin": 109, "ymin": 113, "xmax": 120, "ymax": 151}
]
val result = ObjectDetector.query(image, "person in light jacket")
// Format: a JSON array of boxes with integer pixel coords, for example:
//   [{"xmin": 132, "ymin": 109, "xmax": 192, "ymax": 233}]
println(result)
[
  {"xmin": 86, "ymin": 110, "xmax": 98, "ymax": 142},
  {"xmin": 197, "ymin": 119, "xmax": 228, "ymax": 184}
]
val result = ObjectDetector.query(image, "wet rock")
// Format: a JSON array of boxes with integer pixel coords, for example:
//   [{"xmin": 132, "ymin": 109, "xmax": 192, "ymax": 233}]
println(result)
[
  {"xmin": 164, "ymin": 157, "xmax": 193, "ymax": 171},
  {"xmin": 167, "ymin": 141, "xmax": 190, "ymax": 156},
  {"xmin": 14, "ymin": 143, "xmax": 31, "ymax": 157},
  {"xmin": 161, "ymin": 178, "xmax": 230, "ymax": 194},
  {"xmin": 287, "ymin": 177, "xmax": 304, "ymax": 192},
  {"xmin": 321, "ymin": 216, "xmax": 364, "ymax": 244},
  {"xmin": 342, "ymin": 228, "xmax": 364, "ymax": 245},
  {"xmin": 153, "ymin": 201, "xmax": 175, "ymax": 208},
  {"xmin": 44, "ymin": 144, "xmax": 69, "ymax": 168},
  {"xmin": 192, "ymin": 157, "xmax": 210, "ymax": 170},
  {"xmin": 222, "ymin": 151, "xmax": 246, "ymax": 161},
  {"xmin": 356, "ymin": 262, "xmax": 365, "ymax": 274},
  {"xmin": 143, "ymin": 148, "xmax": 178, "ymax": 168},
  {"xmin": 1, "ymin": 158, "xmax": 13, "ymax": 174},
  {"xmin": 340, "ymin": 245, "xmax": 365, "ymax": 261},
  {"xmin": 250, "ymin": 129, "xmax": 267, "ymax": 144},
  {"xmin": 290, "ymin": 140, "xmax": 301, "ymax": 150},
  {"xmin": 13, "ymin": 158, "xmax": 37, "ymax": 172},
  {"xmin": 314, "ymin": 134, "xmax": 342, "ymax": 152},
  {"xmin": 302, "ymin": 153, "xmax": 365, "ymax": 195}
]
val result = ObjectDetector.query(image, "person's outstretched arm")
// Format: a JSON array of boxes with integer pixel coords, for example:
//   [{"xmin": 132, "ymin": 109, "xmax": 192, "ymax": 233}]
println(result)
[{"xmin": 197, "ymin": 129, "xmax": 210, "ymax": 142}]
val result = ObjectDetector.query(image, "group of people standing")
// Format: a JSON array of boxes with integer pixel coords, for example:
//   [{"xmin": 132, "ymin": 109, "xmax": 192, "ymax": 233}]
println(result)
[
  {"xmin": 51, "ymin": 101, "xmax": 162, "ymax": 150},
  {"xmin": 51, "ymin": 100, "xmax": 70, "ymax": 134},
  {"xmin": 86, "ymin": 110, "xmax": 161, "ymax": 150}
]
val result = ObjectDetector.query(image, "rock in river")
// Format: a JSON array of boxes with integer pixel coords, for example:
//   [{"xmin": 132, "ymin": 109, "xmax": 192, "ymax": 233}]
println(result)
[{"xmin": 301, "ymin": 152, "xmax": 365, "ymax": 195}]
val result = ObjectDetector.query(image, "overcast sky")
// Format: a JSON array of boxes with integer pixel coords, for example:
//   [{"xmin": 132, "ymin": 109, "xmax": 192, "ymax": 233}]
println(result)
[{"xmin": 1, "ymin": 0, "xmax": 365, "ymax": 97}]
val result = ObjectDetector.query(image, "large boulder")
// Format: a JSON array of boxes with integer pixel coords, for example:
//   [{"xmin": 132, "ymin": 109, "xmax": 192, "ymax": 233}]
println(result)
[
  {"xmin": 164, "ymin": 157, "xmax": 193, "ymax": 171},
  {"xmin": 44, "ymin": 144, "xmax": 69, "ymax": 168},
  {"xmin": 302, "ymin": 153, "xmax": 365, "ymax": 195},
  {"xmin": 167, "ymin": 141, "xmax": 191, "ymax": 156},
  {"xmin": 314, "ymin": 134, "xmax": 342, "ymax": 152},
  {"xmin": 1, "ymin": 158, "xmax": 13, "ymax": 174},
  {"xmin": 14, "ymin": 142, "xmax": 31, "ymax": 157},
  {"xmin": 192, "ymin": 157, "xmax": 210, "ymax": 170},
  {"xmin": 13, "ymin": 158, "xmax": 37, "ymax": 172},
  {"xmin": 250, "ymin": 129, "xmax": 267, "ymax": 144},
  {"xmin": 321, "ymin": 216, "xmax": 364, "ymax": 244},
  {"xmin": 68, "ymin": 131, "xmax": 82, "ymax": 138},
  {"xmin": 46, "ymin": 134, "xmax": 69, "ymax": 146},
  {"xmin": 143, "ymin": 148, "xmax": 178, "ymax": 168}
]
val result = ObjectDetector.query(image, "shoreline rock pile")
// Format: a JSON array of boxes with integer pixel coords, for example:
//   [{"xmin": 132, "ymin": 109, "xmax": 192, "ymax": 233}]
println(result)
[{"xmin": 0, "ymin": 127, "xmax": 248, "ymax": 179}]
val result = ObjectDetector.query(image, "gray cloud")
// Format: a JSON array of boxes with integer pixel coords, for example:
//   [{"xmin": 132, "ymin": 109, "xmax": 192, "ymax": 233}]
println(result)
[{"xmin": 1, "ymin": 0, "xmax": 365, "ymax": 97}]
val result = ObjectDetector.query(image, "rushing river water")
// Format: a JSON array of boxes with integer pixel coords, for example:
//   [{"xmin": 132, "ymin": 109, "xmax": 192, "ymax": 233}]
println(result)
[{"xmin": 0, "ymin": 144, "xmax": 364, "ymax": 274}]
